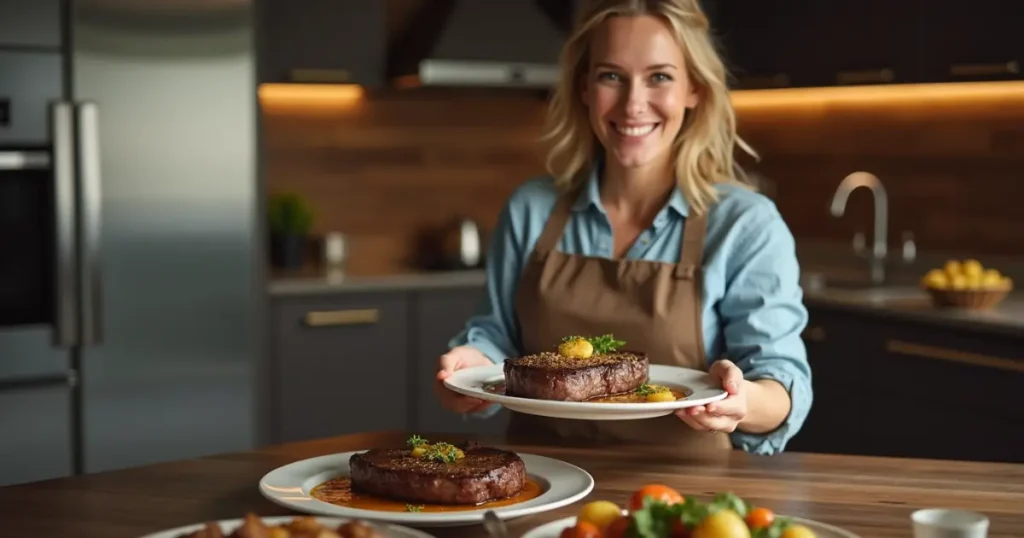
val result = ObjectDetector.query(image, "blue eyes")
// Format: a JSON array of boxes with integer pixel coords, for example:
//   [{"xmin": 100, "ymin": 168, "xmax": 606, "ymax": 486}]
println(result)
[{"xmin": 596, "ymin": 72, "xmax": 673, "ymax": 84}]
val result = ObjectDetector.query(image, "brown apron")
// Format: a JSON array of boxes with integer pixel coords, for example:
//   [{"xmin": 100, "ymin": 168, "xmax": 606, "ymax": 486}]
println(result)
[{"xmin": 507, "ymin": 192, "xmax": 732, "ymax": 451}]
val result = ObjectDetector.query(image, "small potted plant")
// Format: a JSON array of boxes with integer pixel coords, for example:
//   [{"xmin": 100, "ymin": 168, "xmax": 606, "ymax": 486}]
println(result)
[{"xmin": 267, "ymin": 192, "xmax": 314, "ymax": 270}]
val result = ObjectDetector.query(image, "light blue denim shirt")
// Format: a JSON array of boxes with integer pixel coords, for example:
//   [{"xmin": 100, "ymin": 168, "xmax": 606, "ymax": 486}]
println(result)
[{"xmin": 447, "ymin": 168, "xmax": 812, "ymax": 456}]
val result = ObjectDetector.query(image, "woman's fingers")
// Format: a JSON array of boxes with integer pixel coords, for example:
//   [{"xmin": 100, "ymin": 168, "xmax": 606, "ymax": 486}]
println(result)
[{"xmin": 711, "ymin": 359, "xmax": 743, "ymax": 395}]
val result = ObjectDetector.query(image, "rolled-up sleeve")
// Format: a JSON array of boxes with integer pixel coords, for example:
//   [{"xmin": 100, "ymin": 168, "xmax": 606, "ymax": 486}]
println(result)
[
  {"xmin": 718, "ymin": 210, "xmax": 812, "ymax": 455},
  {"xmin": 447, "ymin": 195, "xmax": 526, "ymax": 364}
]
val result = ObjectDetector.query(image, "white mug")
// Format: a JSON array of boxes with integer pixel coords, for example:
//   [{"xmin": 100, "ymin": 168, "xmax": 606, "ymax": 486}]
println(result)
[{"xmin": 912, "ymin": 508, "xmax": 989, "ymax": 538}]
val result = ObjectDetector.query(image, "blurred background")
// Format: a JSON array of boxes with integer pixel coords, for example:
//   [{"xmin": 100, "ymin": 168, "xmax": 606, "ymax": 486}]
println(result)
[{"xmin": 1, "ymin": 0, "xmax": 1021, "ymax": 487}]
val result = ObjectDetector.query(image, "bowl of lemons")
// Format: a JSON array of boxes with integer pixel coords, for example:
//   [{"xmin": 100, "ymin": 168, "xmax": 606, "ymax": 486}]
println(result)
[{"xmin": 920, "ymin": 259, "xmax": 1014, "ymax": 310}]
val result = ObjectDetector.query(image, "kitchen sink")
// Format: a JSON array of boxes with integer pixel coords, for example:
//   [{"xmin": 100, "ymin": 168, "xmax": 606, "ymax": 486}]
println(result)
[{"xmin": 801, "ymin": 272, "xmax": 925, "ymax": 304}]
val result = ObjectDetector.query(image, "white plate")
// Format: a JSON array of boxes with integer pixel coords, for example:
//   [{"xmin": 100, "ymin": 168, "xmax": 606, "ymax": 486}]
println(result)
[
  {"xmin": 137, "ymin": 515, "xmax": 434, "ymax": 538},
  {"xmin": 258, "ymin": 451, "xmax": 594, "ymax": 528},
  {"xmin": 522, "ymin": 515, "xmax": 861, "ymax": 538},
  {"xmin": 444, "ymin": 363, "xmax": 728, "ymax": 420}
]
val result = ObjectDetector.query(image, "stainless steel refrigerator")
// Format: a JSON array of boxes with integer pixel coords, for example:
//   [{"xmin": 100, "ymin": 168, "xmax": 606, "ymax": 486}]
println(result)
[{"xmin": 0, "ymin": 0, "xmax": 263, "ymax": 486}]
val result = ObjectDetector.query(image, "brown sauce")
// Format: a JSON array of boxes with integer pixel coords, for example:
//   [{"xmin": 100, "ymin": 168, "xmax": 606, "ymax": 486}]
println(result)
[
  {"xmin": 310, "ymin": 478, "xmax": 544, "ymax": 513},
  {"xmin": 484, "ymin": 382, "xmax": 687, "ymax": 403}
]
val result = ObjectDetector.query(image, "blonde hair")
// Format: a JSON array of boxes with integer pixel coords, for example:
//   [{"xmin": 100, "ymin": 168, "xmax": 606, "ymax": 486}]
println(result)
[{"xmin": 540, "ymin": 0, "xmax": 757, "ymax": 215}]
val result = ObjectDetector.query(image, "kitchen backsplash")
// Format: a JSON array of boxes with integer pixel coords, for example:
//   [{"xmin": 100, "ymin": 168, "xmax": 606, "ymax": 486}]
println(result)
[{"xmin": 261, "ymin": 82, "xmax": 1024, "ymax": 275}]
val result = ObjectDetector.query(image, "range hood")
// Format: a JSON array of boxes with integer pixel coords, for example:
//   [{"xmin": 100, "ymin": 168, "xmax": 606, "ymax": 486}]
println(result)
[{"xmin": 388, "ymin": 0, "xmax": 575, "ymax": 89}]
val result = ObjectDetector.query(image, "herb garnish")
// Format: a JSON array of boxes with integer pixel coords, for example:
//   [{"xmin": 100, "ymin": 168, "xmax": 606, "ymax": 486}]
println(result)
[
  {"xmin": 405, "ymin": 504, "xmax": 424, "ymax": 512},
  {"xmin": 635, "ymin": 383, "xmax": 657, "ymax": 396},
  {"xmin": 559, "ymin": 334, "xmax": 625, "ymax": 355},
  {"xmin": 407, "ymin": 434, "xmax": 426, "ymax": 448},
  {"xmin": 585, "ymin": 334, "xmax": 625, "ymax": 354},
  {"xmin": 423, "ymin": 442, "xmax": 463, "ymax": 463}
]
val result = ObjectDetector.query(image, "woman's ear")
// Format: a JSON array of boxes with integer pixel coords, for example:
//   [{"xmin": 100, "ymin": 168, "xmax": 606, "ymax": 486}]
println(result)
[{"xmin": 685, "ymin": 84, "xmax": 701, "ymax": 109}]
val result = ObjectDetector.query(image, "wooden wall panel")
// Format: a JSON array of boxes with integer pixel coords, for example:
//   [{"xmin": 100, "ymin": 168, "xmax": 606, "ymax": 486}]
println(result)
[{"xmin": 262, "ymin": 82, "xmax": 1024, "ymax": 275}]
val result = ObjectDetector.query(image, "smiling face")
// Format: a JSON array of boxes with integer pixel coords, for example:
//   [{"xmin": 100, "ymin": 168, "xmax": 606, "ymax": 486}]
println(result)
[{"xmin": 582, "ymin": 14, "xmax": 700, "ymax": 173}]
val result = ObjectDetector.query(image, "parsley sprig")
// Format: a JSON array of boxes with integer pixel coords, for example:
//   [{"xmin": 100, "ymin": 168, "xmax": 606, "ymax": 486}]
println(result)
[
  {"xmin": 405, "ymin": 504, "xmax": 424, "ymax": 512},
  {"xmin": 407, "ymin": 435, "xmax": 426, "ymax": 447},
  {"xmin": 423, "ymin": 442, "xmax": 462, "ymax": 463}
]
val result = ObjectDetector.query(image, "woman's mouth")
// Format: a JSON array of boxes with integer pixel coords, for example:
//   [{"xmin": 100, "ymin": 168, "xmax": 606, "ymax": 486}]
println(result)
[{"xmin": 612, "ymin": 122, "xmax": 659, "ymax": 139}]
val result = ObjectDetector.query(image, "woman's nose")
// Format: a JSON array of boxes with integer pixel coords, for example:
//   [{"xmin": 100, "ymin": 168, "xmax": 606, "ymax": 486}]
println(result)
[{"xmin": 624, "ymin": 83, "xmax": 648, "ymax": 116}]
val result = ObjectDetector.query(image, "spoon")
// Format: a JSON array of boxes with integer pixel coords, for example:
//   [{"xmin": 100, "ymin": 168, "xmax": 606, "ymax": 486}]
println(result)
[{"xmin": 483, "ymin": 510, "xmax": 508, "ymax": 538}]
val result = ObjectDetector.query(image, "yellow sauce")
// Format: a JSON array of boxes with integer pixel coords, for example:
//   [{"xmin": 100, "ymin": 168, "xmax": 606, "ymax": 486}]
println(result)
[{"xmin": 310, "ymin": 478, "xmax": 543, "ymax": 513}]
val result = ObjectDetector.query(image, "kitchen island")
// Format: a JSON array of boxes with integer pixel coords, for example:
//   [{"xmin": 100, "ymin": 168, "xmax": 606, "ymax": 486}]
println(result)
[{"xmin": 1, "ymin": 431, "xmax": 1021, "ymax": 537}]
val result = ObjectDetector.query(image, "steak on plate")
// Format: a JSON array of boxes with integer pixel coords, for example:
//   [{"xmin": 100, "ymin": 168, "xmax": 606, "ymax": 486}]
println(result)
[
  {"xmin": 349, "ymin": 441, "xmax": 526, "ymax": 505},
  {"xmin": 503, "ymin": 351, "xmax": 649, "ymax": 401}
]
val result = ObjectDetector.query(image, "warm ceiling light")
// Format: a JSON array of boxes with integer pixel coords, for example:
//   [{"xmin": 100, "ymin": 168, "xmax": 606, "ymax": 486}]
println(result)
[
  {"xmin": 730, "ymin": 81, "xmax": 1024, "ymax": 109},
  {"xmin": 258, "ymin": 83, "xmax": 365, "ymax": 109}
]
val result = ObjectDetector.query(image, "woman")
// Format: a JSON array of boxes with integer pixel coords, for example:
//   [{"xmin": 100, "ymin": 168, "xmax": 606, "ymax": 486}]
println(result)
[{"xmin": 434, "ymin": 0, "xmax": 811, "ymax": 455}]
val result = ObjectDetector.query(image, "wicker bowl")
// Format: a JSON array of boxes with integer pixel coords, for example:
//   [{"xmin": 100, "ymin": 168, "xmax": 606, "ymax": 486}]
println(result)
[{"xmin": 924, "ymin": 284, "xmax": 1012, "ymax": 310}]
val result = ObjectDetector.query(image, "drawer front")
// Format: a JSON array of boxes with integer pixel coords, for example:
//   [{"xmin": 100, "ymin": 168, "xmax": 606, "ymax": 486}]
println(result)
[
  {"xmin": 0, "ymin": 51, "xmax": 63, "ymax": 144},
  {"xmin": 0, "ymin": 0, "xmax": 62, "ymax": 49},
  {"xmin": 274, "ymin": 293, "xmax": 409, "ymax": 443}
]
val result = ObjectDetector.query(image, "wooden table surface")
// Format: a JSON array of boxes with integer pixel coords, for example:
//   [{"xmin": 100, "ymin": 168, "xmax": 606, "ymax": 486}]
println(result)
[{"xmin": 1, "ymin": 431, "xmax": 1022, "ymax": 537}]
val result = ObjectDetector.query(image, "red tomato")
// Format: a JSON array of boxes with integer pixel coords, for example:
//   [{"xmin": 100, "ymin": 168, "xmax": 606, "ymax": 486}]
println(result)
[
  {"xmin": 671, "ymin": 519, "xmax": 691, "ymax": 537},
  {"xmin": 746, "ymin": 507, "xmax": 775, "ymax": 529},
  {"xmin": 603, "ymin": 515, "xmax": 632, "ymax": 538},
  {"xmin": 558, "ymin": 521, "xmax": 602, "ymax": 538},
  {"xmin": 628, "ymin": 484, "xmax": 684, "ymax": 512}
]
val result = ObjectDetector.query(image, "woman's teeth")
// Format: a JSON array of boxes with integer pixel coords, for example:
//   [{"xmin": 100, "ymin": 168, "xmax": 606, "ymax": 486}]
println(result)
[{"xmin": 615, "ymin": 123, "xmax": 656, "ymax": 137}]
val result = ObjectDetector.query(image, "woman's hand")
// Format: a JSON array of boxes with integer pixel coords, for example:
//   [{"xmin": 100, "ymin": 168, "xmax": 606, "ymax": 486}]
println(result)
[
  {"xmin": 434, "ymin": 345, "xmax": 495, "ymax": 415},
  {"xmin": 675, "ymin": 359, "xmax": 747, "ymax": 433}
]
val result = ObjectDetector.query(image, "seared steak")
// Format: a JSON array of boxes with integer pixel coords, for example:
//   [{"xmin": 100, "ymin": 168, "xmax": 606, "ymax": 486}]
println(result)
[
  {"xmin": 504, "ymin": 351, "xmax": 649, "ymax": 401},
  {"xmin": 349, "ymin": 443, "xmax": 526, "ymax": 505}
]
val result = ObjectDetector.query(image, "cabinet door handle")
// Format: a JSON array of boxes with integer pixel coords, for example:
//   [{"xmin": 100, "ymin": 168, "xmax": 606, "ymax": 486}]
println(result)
[
  {"xmin": 289, "ymin": 68, "xmax": 351, "ymax": 83},
  {"xmin": 304, "ymin": 308, "xmax": 379, "ymax": 327},
  {"xmin": 885, "ymin": 339, "xmax": 1024, "ymax": 373},
  {"xmin": 949, "ymin": 61, "xmax": 1020, "ymax": 77},
  {"xmin": 836, "ymin": 68, "xmax": 895, "ymax": 85}
]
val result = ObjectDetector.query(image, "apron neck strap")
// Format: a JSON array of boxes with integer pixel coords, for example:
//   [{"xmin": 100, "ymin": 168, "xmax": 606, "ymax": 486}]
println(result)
[
  {"xmin": 533, "ymin": 194, "xmax": 575, "ymax": 258},
  {"xmin": 674, "ymin": 212, "xmax": 707, "ymax": 279}
]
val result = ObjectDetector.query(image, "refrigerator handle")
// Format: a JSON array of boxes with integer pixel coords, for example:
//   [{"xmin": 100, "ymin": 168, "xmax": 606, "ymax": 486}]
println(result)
[
  {"xmin": 50, "ymin": 101, "xmax": 79, "ymax": 348},
  {"xmin": 76, "ymin": 102, "xmax": 103, "ymax": 346}
]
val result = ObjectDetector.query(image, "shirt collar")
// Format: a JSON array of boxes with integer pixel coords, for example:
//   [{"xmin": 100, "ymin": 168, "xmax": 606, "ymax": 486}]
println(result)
[{"xmin": 570, "ymin": 160, "xmax": 691, "ymax": 218}]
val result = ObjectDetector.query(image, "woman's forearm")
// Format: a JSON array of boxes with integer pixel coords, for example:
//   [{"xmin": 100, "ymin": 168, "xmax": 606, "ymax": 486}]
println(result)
[{"xmin": 738, "ymin": 379, "xmax": 792, "ymax": 434}]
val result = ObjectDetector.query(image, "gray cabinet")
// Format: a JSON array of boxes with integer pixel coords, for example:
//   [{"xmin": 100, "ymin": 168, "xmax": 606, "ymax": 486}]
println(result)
[
  {"xmin": 0, "ymin": 384, "xmax": 73, "ymax": 486},
  {"xmin": 273, "ymin": 292, "xmax": 409, "ymax": 443},
  {"xmin": 270, "ymin": 283, "xmax": 510, "ymax": 445},
  {"xmin": 0, "ymin": 51, "xmax": 63, "ymax": 144},
  {"xmin": 0, "ymin": 0, "xmax": 62, "ymax": 49},
  {"xmin": 410, "ymin": 288, "xmax": 510, "ymax": 437}
]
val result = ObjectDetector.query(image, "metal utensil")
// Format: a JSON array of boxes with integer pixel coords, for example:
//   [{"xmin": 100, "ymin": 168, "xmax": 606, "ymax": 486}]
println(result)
[{"xmin": 483, "ymin": 510, "xmax": 508, "ymax": 538}]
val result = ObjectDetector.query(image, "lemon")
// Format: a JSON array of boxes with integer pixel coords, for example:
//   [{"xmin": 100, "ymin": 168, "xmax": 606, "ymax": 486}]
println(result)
[
  {"xmin": 944, "ymin": 260, "xmax": 962, "ymax": 276},
  {"xmin": 576, "ymin": 500, "xmax": 622, "ymax": 530},
  {"xmin": 962, "ymin": 259, "xmax": 984, "ymax": 278},
  {"xmin": 950, "ymin": 274, "xmax": 968, "ymax": 290},
  {"xmin": 922, "ymin": 269, "xmax": 948, "ymax": 290}
]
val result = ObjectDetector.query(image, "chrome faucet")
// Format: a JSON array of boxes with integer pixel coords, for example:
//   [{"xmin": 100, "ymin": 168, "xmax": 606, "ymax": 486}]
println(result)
[{"xmin": 830, "ymin": 171, "xmax": 915, "ymax": 285}]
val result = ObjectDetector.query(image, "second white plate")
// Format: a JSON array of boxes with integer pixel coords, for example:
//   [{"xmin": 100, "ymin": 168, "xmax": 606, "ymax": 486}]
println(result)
[
  {"xmin": 258, "ymin": 451, "xmax": 594, "ymax": 528},
  {"xmin": 444, "ymin": 363, "xmax": 728, "ymax": 420},
  {"xmin": 137, "ymin": 515, "xmax": 434, "ymax": 538},
  {"xmin": 522, "ymin": 515, "xmax": 861, "ymax": 538}
]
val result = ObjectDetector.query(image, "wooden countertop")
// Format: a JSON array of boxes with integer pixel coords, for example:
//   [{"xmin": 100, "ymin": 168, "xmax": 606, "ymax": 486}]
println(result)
[{"xmin": 2, "ymin": 431, "xmax": 1022, "ymax": 537}]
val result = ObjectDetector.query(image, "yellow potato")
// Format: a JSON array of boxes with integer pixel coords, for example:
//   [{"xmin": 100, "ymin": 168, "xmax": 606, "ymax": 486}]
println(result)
[
  {"xmin": 944, "ymin": 259, "xmax": 962, "ymax": 276},
  {"xmin": 781, "ymin": 524, "xmax": 818, "ymax": 538},
  {"xmin": 950, "ymin": 274, "xmax": 968, "ymax": 290},
  {"xmin": 412, "ymin": 446, "xmax": 427, "ymax": 458},
  {"xmin": 576, "ymin": 500, "xmax": 622, "ymax": 530},
  {"xmin": 646, "ymin": 391, "xmax": 676, "ymax": 402}
]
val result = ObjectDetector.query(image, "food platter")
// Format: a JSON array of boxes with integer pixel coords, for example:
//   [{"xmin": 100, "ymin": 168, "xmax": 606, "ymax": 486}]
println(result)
[
  {"xmin": 522, "ymin": 515, "xmax": 860, "ymax": 538},
  {"xmin": 258, "ymin": 449, "xmax": 594, "ymax": 527},
  {"xmin": 444, "ymin": 363, "xmax": 728, "ymax": 420},
  {"xmin": 136, "ymin": 515, "xmax": 435, "ymax": 538}
]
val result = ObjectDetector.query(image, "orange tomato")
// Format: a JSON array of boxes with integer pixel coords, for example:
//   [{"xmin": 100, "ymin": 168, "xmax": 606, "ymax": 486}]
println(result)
[
  {"xmin": 603, "ymin": 515, "xmax": 632, "ymax": 538},
  {"xmin": 558, "ymin": 521, "xmax": 602, "ymax": 538},
  {"xmin": 745, "ymin": 507, "xmax": 775, "ymax": 529},
  {"xmin": 628, "ymin": 484, "xmax": 684, "ymax": 512}
]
